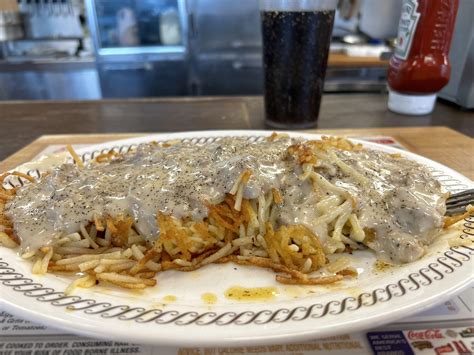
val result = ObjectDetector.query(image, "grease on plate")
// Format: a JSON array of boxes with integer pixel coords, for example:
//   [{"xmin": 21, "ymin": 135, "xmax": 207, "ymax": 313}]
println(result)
[
  {"xmin": 162, "ymin": 295, "xmax": 177, "ymax": 303},
  {"xmin": 374, "ymin": 260, "xmax": 396, "ymax": 272},
  {"xmin": 225, "ymin": 286, "xmax": 278, "ymax": 302},
  {"xmin": 282, "ymin": 285, "xmax": 319, "ymax": 299},
  {"xmin": 201, "ymin": 293, "xmax": 218, "ymax": 304}
]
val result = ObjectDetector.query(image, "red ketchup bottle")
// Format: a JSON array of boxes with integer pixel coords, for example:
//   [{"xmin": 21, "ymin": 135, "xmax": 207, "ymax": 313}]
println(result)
[{"xmin": 388, "ymin": 0, "xmax": 459, "ymax": 115}]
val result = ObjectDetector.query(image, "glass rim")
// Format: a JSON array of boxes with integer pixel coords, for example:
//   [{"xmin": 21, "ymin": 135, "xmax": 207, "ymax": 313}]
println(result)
[{"xmin": 259, "ymin": 0, "xmax": 338, "ymax": 11}]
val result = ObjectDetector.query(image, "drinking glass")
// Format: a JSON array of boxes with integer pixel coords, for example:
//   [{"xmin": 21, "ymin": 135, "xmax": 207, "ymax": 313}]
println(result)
[{"xmin": 260, "ymin": 0, "xmax": 337, "ymax": 128}]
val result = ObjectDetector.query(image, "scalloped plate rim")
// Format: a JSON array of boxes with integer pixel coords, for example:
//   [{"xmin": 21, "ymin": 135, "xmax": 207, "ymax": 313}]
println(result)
[{"xmin": 0, "ymin": 130, "xmax": 473, "ymax": 346}]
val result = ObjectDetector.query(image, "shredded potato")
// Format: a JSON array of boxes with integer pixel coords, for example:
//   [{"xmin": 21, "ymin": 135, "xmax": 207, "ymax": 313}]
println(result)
[
  {"xmin": 444, "ymin": 205, "xmax": 474, "ymax": 228},
  {"xmin": 0, "ymin": 134, "xmax": 455, "ymax": 293},
  {"xmin": 66, "ymin": 144, "xmax": 84, "ymax": 168}
]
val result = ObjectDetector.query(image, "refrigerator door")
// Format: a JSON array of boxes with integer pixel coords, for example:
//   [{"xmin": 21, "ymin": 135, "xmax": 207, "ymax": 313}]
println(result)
[
  {"xmin": 87, "ymin": 0, "xmax": 187, "ymax": 53},
  {"xmin": 194, "ymin": 54, "xmax": 263, "ymax": 95},
  {"xmin": 98, "ymin": 60, "xmax": 188, "ymax": 98},
  {"xmin": 439, "ymin": 0, "xmax": 474, "ymax": 109},
  {"xmin": 189, "ymin": 0, "xmax": 261, "ymax": 52},
  {"xmin": 187, "ymin": 0, "xmax": 262, "ymax": 95},
  {"xmin": 86, "ymin": 0, "xmax": 189, "ymax": 97}
]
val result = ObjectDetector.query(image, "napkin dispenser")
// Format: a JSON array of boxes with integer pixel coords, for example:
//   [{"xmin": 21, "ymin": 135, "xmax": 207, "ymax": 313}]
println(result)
[{"xmin": 438, "ymin": 0, "xmax": 474, "ymax": 109}]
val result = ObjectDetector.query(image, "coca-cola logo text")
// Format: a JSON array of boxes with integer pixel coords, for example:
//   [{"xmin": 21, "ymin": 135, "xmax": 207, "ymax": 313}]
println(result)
[{"xmin": 407, "ymin": 329, "xmax": 444, "ymax": 340}]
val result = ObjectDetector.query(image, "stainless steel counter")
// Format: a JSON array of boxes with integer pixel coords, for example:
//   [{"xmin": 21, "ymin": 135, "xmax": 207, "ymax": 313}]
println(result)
[
  {"xmin": 0, "ymin": 57, "xmax": 101, "ymax": 100},
  {"xmin": 0, "ymin": 57, "xmax": 96, "ymax": 71}
]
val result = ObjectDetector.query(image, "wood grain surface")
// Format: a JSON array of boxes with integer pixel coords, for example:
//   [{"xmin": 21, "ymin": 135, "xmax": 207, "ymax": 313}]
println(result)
[
  {"xmin": 1, "ymin": 126, "xmax": 472, "ymax": 180},
  {"xmin": 0, "ymin": 95, "xmax": 472, "ymax": 161}
]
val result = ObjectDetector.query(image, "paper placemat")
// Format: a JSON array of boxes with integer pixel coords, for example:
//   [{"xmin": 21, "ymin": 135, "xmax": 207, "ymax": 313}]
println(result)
[{"xmin": 1, "ymin": 286, "xmax": 472, "ymax": 355}]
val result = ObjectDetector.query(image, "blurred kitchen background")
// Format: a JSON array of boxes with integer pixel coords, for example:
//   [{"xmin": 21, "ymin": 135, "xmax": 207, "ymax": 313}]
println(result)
[{"xmin": 0, "ymin": 0, "xmax": 472, "ymax": 108}]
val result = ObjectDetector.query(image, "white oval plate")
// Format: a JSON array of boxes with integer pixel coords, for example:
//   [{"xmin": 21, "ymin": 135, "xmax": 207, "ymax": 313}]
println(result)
[{"xmin": 1, "ymin": 130, "xmax": 473, "ymax": 346}]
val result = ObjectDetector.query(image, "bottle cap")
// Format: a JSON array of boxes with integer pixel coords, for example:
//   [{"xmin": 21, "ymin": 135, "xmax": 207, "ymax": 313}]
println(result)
[{"xmin": 388, "ymin": 90, "xmax": 437, "ymax": 115}]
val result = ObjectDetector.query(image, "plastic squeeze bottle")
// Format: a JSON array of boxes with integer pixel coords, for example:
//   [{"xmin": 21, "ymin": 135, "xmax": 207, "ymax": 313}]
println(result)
[{"xmin": 387, "ymin": 0, "xmax": 459, "ymax": 115}]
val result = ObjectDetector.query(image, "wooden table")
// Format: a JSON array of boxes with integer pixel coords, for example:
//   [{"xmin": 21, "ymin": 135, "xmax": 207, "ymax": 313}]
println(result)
[
  {"xmin": 1, "ymin": 126, "xmax": 472, "ymax": 180},
  {"xmin": 0, "ymin": 94, "xmax": 472, "ymax": 162}
]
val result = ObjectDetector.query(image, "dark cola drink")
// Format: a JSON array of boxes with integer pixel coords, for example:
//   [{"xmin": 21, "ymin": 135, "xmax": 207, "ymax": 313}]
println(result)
[{"xmin": 261, "ymin": 9, "xmax": 335, "ymax": 128}]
